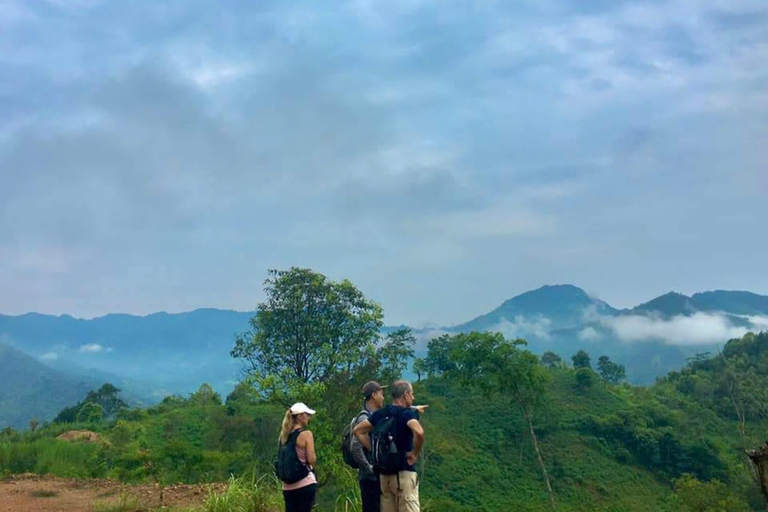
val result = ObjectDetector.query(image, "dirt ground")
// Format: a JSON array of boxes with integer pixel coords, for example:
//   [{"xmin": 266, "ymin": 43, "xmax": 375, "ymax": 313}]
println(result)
[{"xmin": 0, "ymin": 473, "xmax": 224, "ymax": 512}]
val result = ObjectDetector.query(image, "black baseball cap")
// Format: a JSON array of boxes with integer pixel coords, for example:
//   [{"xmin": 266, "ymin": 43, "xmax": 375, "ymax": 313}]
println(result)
[{"xmin": 362, "ymin": 381, "xmax": 387, "ymax": 397}]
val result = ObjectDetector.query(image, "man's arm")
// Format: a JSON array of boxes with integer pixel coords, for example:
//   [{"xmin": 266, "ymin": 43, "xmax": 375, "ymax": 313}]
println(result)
[
  {"xmin": 350, "ymin": 415, "xmax": 374, "ymax": 474},
  {"xmin": 353, "ymin": 419, "xmax": 373, "ymax": 451},
  {"xmin": 406, "ymin": 419, "xmax": 424, "ymax": 466}
]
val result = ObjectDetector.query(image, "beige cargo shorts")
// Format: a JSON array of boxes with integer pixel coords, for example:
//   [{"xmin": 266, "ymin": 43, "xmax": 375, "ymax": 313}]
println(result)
[{"xmin": 380, "ymin": 471, "xmax": 420, "ymax": 512}]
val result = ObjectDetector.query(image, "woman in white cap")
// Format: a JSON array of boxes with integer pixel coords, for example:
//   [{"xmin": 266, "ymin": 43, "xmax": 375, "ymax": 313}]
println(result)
[{"xmin": 278, "ymin": 402, "xmax": 317, "ymax": 512}]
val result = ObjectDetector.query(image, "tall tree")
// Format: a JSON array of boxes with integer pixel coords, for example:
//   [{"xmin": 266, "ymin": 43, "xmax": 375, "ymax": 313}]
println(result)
[
  {"xmin": 231, "ymin": 268, "xmax": 384, "ymax": 388},
  {"xmin": 412, "ymin": 358, "xmax": 427, "ymax": 382},
  {"xmin": 572, "ymin": 350, "xmax": 591, "ymax": 370},
  {"xmin": 596, "ymin": 355, "xmax": 626, "ymax": 384},
  {"xmin": 376, "ymin": 328, "xmax": 416, "ymax": 385},
  {"xmin": 426, "ymin": 332, "xmax": 557, "ymax": 510},
  {"xmin": 85, "ymin": 383, "xmax": 128, "ymax": 419},
  {"xmin": 540, "ymin": 351, "xmax": 562, "ymax": 369}
]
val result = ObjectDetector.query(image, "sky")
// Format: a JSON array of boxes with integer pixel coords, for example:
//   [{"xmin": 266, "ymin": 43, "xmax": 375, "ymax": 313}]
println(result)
[{"xmin": 1, "ymin": 0, "xmax": 767, "ymax": 327}]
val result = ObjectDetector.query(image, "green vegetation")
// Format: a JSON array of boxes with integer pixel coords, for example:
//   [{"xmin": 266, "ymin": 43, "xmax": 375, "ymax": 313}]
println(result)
[{"xmin": 1, "ymin": 268, "xmax": 767, "ymax": 511}]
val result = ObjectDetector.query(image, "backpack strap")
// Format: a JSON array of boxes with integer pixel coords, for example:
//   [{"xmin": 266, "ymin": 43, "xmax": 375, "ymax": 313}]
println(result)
[{"xmin": 284, "ymin": 428, "xmax": 304, "ymax": 446}]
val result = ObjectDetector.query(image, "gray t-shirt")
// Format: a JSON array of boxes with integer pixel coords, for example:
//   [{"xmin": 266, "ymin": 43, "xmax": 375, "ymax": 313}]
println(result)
[{"xmin": 351, "ymin": 406, "xmax": 376, "ymax": 481}]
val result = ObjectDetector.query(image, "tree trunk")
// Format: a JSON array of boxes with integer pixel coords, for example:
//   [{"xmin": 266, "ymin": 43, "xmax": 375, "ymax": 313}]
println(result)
[
  {"xmin": 522, "ymin": 402, "xmax": 557, "ymax": 511},
  {"xmin": 748, "ymin": 443, "xmax": 768, "ymax": 509}
]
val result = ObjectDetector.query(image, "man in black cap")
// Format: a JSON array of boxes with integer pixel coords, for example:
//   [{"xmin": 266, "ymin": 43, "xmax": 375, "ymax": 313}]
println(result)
[{"xmin": 350, "ymin": 381, "xmax": 388, "ymax": 512}]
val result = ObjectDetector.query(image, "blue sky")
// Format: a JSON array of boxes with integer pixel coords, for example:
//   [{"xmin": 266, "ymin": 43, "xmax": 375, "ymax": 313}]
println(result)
[{"xmin": 1, "ymin": 0, "xmax": 766, "ymax": 326}]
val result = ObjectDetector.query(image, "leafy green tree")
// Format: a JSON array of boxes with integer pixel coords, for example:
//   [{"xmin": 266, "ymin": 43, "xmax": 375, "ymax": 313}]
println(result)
[
  {"xmin": 84, "ymin": 383, "xmax": 128, "ymax": 419},
  {"xmin": 664, "ymin": 474, "xmax": 751, "ymax": 512},
  {"xmin": 376, "ymin": 328, "xmax": 416, "ymax": 385},
  {"xmin": 572, "ymin": 350, "xmax": 591, "ymax": 369},
  {"xmin": 575, "ymin": 368, "xmax": 595, "ymax": 391},
  {"xmin": 76, "ymin": 402, "xmax": 104, "ymax": 423},
  {"xmin": 190, "ymin": 383, "xmax": 222, "ymax": 414},
  {"xmin": 540, "ymin": 351, "xmax": 562, "ymax": 368},
  {"xmin": 412, "ymin": 358, "xmax": 427, "ymax": 382},
  {"xmin": 425, "ymin": 332, "xmax": 557, "ymax": 510},
  {"xmin": 54, "ymin": 404, "xmax": 79, "ymax": 423},
  {"xmin": 597, "ymin": 355, "xmax": 627, "ymax": 384},
  {"xmin": 231, "ymin": 268, "xmax": 384, "ymax": 389}
]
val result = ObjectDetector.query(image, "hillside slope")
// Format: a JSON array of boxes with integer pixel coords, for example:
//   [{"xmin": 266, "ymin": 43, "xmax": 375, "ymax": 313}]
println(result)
[{"xmin": 0, "ymin": 343, "xmax": 98, "ymax": 429}]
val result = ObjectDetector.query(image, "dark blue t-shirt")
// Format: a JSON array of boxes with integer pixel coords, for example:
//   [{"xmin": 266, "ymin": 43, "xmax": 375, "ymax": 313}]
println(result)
[{"xmin": 370, "ymin": 405, "xmax": 420, "ymax": 472}]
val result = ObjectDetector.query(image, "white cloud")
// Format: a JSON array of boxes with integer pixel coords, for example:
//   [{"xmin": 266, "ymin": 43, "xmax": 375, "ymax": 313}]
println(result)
[
  {"xmin": 578, "ymin": 326, "xmax": 600, "ymax": 341},
  {"xmin": 489, "ymin": 315, "xmax": 552, "ymax": 340},
  {"xmin": 79, "ymin": 343, "xmax": 107, "ymax": 353},
  {"xmin": 601, "ymin": 312, "xmax": 749, "ymax": 345},
  {"xmin": 40, "ymin": 351, "xmax": 58, "ymax": 361}
]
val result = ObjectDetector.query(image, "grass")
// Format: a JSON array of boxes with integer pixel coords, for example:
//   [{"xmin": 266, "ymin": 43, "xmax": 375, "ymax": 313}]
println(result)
[
  {"xmin": 90, "ymin": 492, "xmax": 141, "ymax": 512},
  {"xmin": 204, "ymin": 474, "xmax": 282, "ymax": 512},
  {"xmin": 30, "ymin": 489, "xmax": 58, "ymax": 498}
]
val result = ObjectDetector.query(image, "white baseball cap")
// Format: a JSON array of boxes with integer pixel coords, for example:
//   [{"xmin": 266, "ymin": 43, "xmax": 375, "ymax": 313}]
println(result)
[{"xmin": 289, "ymin": 402, "xmax": 316, "ymax": 415}]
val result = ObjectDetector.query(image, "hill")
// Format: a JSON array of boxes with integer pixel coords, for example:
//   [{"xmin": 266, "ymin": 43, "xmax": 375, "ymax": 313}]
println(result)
[
  {"xmin": 0, "ymin": 343, "xmax": 99, "ymax": 429},
  {"xmin": 2, "ymin": 331, "xmax": 766, "ymax": 511},
  {"xmin": 2, "ymin": 285, "xmax": 768, "ymax": 431}
]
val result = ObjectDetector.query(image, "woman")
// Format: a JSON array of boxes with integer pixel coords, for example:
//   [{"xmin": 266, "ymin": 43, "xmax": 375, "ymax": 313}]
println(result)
[{"xmin": 279, "ymin": 402, "xmax": 317, "ymax": 512}]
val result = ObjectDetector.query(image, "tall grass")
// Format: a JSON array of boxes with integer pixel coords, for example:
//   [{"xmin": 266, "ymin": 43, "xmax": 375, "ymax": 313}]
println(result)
[
  {"xmin": 0, "ymin": 438, "xmax": 103, "ymax": 478},
  {"xmin": 204, "ymin": 474, "xmax": 282, "ymax": 512}
]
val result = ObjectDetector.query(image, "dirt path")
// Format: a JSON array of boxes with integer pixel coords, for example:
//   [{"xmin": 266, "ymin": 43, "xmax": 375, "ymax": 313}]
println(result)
[{"xmin": 0, "ymin": 473, "xmax": 224, "ymax": 512}]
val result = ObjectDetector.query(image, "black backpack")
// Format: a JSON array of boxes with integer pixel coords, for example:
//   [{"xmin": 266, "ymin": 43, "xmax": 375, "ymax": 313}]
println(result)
[
  {"xmin": 370, "ymin": 408, "xmax": 404, "ymax": 475},
  {"xmin": 342, "ymin": 410, "xmax": 370, "ymax": 469},
  {"xmin": 275, "ymin": 429, "xmax": 310, "ymax": 484}
]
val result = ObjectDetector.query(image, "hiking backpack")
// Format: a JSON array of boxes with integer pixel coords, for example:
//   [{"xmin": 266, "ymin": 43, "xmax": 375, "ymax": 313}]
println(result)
[
  {"xmin": 341, "ymin": 410, "xmax": 369, "ymax": 469},
  {"xmin": 370, "ymin": 408, "xmax": 403, "ymax": 475},
  {"xmin": 275, "ymin": 429, "xmax": 310, "ymax": 484}
]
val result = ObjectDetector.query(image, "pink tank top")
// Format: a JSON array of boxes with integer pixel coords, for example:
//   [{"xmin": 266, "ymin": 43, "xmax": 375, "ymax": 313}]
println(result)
[{"xmin": 282, "ymin": 433, "xmax": 317, "ymax": 491}]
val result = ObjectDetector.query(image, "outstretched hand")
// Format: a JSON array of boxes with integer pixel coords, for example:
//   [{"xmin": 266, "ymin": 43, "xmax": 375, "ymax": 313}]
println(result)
[{"xmin": 414, "ymin": 405, "xmax": 429, "ymax": 414}]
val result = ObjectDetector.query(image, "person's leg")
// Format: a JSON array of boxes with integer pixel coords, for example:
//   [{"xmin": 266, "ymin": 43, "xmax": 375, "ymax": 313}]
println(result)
[
  {"xmin": 398, "ymin": 471, "xmax": 420, "ymax": 512},
  {"xmin": 283, "ymin": 489, "xmax": 297, "ymax": 512},
  {"xmin": 360, "ymin": 478, "xmax": 381, "ymax": 512},
  {"xmin": 297, "ymin": 484, "xmax": 317, "ymax": 512},
  {"xmin": 379, "ymin": 474, "xmax": 396, "ymax": 512}
]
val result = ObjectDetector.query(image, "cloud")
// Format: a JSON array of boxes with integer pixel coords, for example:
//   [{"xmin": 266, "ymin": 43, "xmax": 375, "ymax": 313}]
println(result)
[
  {"xmin": 0, "ymin": 0, "xmax": 766, "ymax": 326},
  {"xmin": 601, "ymin": 312, "xmax": 750, "ymax": 346},
  {"xmin": 578, "ymin": 326, "xmax": 601, "ymax": 341},
  {"xmin": 79, "ymin": 343, "xmax": 110, "ymax": 353},
  {"xmin": 40, "ymin": 351, "xmax": 58, "ymax": 361},
  {"xmin": 488, "ymin": 316, "xmax": 552, "ymax": 340}
]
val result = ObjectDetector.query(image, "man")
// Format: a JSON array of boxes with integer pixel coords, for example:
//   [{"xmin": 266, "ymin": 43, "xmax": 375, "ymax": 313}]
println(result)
[
  {"xmin": 350, "ymin": 381, "xmax": 387, "ymax": 512},
  {"xmin": 354, "ymin": 380, "xmax": 425, "ymax": 512}
]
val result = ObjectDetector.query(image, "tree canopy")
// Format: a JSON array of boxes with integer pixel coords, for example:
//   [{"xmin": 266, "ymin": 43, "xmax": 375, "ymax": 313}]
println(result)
[{"xmin": 231, "ymin": 267, "xmax": 384, "ymax": 389}]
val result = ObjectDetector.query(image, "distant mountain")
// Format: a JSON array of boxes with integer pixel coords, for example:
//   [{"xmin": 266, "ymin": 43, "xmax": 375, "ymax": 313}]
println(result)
[
  {"xmin": 0, "ymin": 308, "xmax": 255, "ymax": 401},
  {"xmin": 454, "ymin": 285, "xmax": 618, "ymax": 333},
  {"xmin": 0, "ymin": 343, "xmax": 99, "ymax": 429},
  {"xmin": 2, "ymin": 286, "xmax": 767, "ymax": 414},
  {"xmin": 691, "ymin": 290, "xmax": 768, "ymax": 316},
  {"xmin": 628, "ymin": 292, "xmax": 701, "ymax": 318},
  {"xmin": 449, "ymin": 286, "xmax": 768, "ymax": 385}
]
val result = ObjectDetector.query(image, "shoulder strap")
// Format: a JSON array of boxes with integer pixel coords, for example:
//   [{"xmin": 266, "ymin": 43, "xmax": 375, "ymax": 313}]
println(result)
[{"xmin": 287, "ymin": 428, "xmax": 303, "ymax": 445}]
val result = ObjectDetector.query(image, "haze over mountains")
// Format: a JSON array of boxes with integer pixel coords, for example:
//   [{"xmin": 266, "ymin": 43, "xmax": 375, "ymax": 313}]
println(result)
[{"xmin": 1, "ymin": 285, "xmax": 767, "ymax": 429}]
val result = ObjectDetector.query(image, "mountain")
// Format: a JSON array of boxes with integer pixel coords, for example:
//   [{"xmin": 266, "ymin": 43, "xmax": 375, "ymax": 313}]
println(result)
[
  {"xmin": 0, "ymin": 343, "xmax": 99, "ymax": 429},
  {"xmin": 628, "ymin": 292, "xmax": 701, "ymax": 318},
  {"xmin": 454, "ymin": 284, "xmax": 618, "ymax": 333},
  {"xmin": 692, "ymin": 290, "xmax": 768, "ymax": 316},
  {"xmin": 2, "ymin": 285, "xmax": 767, "ymax": 420},
  {"xmin": 449, "ymin": 286, "xmax": 768, "ymax": 385},
  {"xmin": 0, "ymin": 308, "xmax": 255, "ymax": 401}
]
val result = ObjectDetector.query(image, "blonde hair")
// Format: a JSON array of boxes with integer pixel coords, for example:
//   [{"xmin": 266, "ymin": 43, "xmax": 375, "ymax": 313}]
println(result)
[{"xmin": 279, "ymin": 409, "xmax": 298, "ymax": 445}]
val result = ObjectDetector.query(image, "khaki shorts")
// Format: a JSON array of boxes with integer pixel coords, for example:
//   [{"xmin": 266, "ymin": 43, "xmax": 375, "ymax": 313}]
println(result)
[{"xmin": 380, "ymin": 471, "xmax": 419, "ymax": 512}]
